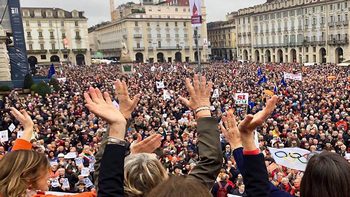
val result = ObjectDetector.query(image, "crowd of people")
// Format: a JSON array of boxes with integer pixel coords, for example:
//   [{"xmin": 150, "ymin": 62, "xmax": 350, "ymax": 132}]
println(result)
[{"xmin": 0, "ymin": 61, "xmax": 350, "ymax": 197}]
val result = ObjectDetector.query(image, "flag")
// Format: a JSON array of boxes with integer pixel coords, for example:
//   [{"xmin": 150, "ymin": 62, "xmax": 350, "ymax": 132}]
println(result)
[
  {"xmin": 268, "ymin": 147, "xmax": 310, "ymax": 171},
  {"xmin": 281, "ymin": 78, "xmax": 287, "ymax": 87},
  {"xmin": 257, "ymin": 67, "xmax": 262, "ymax": 76},
  {"xmin": 257, "ymin": 76, "xmax": 267, "ymax": 85},
  {"xmin": 274, "ymin": 86, "xmax": 278, "ymax": 94},
  {"xmin": 48, "ymin": 64, "xmax": 56, "ymax": 79}
]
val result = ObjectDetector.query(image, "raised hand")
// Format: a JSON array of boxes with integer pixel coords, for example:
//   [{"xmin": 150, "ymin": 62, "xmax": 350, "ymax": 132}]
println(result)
[
  {"xmin": 114, "ymin": 79, "xmax": 140, "ymax": 119},
  {"xmin": 238, "ymin": 95, "xmax": 278, "ymax": 150},
  {"xmin": 130, "ymin": 133, "xmax": 162, "ymax": 154},
  {"xmin": 220, "ymin": 110, "xmax": 242, "ymax": 150},
  {"xmin": 10, "ymin": 107, "xmax": 34, "ymax": 141},
  {"xmin": 84, "ymin": 87, "xmax": 126, "ymax": 139},
  {"xmin": 179, "ymin": 74, "xmax": 213, "ymax": 119}
]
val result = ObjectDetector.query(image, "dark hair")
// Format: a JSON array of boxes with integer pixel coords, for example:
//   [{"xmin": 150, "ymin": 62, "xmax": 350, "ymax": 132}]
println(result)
[
  {"xmin": 147, "ymin": 176, "xmax": 211, "ymax": 197},
  {"xmin": 300, "ymin": 151, "xmax": 350, "ymax": 197}
]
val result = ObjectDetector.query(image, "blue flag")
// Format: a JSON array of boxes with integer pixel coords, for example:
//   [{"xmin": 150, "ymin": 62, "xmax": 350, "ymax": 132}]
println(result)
[
  {"xmin": 281, "ymin": 78, "xmax": 287, "ymax": 87},
  {"xmin": 257, "ymin": 67, "xmax": 262, "ymax": 76},
  {"xmin": 48, "ymin": 64, "xmax": 56, "ymax": 79},
  {"xmin": 257, "ymin": 75, "xmax": 267, "ymax": 85},
  {"xmin": 274, "ymin": 86, "xmax": 278, "ymax": 94}
]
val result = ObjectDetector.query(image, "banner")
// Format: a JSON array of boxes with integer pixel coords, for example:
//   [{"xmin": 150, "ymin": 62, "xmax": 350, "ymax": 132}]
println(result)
[
  {"xmin": 235, "ymin": 93, "xmax": 249, "ymax": 105},
  {"xmin": 189, "ymin": 0, "xmax": 202, "ymax": 27},
  {"xmin": 268, "ymin": 147, "xmax": 310, "ymax": 171},
  {"xmin": 163, "ymin": 89, "xmax": 171, "ymax": 100},
  {"xmin": 7, "ymin": 0, "xmax": 29, "ymax": 80},
  {"xmin": 212, "ymin": 88, "xmax": 219, "ymax": 98},
  {"xmin": 0, "ymin": 130, "xmax": 8, "ymax": 142},
  {"xmin": 283, "ymin": 72, "xmax": 302, "ymax": 81}
]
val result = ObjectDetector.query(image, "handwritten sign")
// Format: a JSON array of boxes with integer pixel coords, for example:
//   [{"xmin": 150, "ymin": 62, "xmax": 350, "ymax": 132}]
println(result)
[
  {"xmin": 0, "ymin": 130, "xmax": 8, "ymax": 142},
  {"xmin": 81, "ymin": 167, "xmax": 90, "ymax": 177}
]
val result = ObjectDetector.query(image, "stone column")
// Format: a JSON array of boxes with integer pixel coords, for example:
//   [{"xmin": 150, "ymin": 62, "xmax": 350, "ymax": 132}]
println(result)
[{"xmin": 0, "ymin": 26, "xmax": 11, "ymax": 81}]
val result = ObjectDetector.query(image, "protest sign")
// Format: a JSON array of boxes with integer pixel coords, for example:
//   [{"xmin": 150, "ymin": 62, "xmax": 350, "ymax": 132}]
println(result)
[
  {"xmin": 83, "ymin": 178, "xmax": 94, "ymax": 188},
  {"xmin": 283, "ymin": 72, "xmax": 302, "ymax": 81},
  {"xmin": 51, "ymin": 178, "xmax": 60, "ymax": 187},
  {"xmin": 8, "ymin": 123, "xmax": 16, "ymax": 132},
  {"xmin": 75, "ymin": 157, "xmax": 83, "ymax": 166},
  {"xmin": 268, "ymin": 147, "xmax": 310, "ymax": 171},
  {"xmin": 65, "ymin": 152, "xmax": 77, "ymax": 159},
  {"xmin": 156, "ymin": 81, "xmax": 165, "ymax": 89},
  {"xmin": 81, "ymin": 167, "xmax": 90, "ymax": 177},
  {"xmin": 235, "ymin": 93, "xmax": 249, "ymax": 105},
  {"xmin": 163, "ymin": 90, "xmax": 171, "ymax": 100},
  {"xmin": 212, "ymin": 88, "xmax": 219, "ymax": 98},
  {"xmin": 0, "ymin": 130, "xmax": 8, "ymax": 142},
  {"xmin": 62, "ymin": 178, "xmax": 70, "ymax": 189}
]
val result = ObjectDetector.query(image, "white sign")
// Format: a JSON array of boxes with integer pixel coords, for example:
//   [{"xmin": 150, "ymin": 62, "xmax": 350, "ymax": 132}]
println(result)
[
  {"xmin": 189, "ymin": 0, "xmax": 202, "ymax": 27},
  {"xmin": 0, "ymin": 130, "xmax": 8, "ymax": 142},
  {"xmin": 156, "ymin": 81, "xmax": 165, "ymax": 89},
  {"xmin": 51, "ymin": 178, "xmax": 60, "ymax": 187},
  {"xmin": 212, "ymin": 88, "xmax": 220, "ymax": 98},
  {"xmin": 17, "ymin": 131, "xmax": 23, "ymax": 139},
  {"xmin": 283, "ymin": 72, "xmax": 302, "ymax": 81},
  {"xmin": 65, "ymin": 152, "xmax": 77, "ymax": 159},
  {"xmin": 235, "ymin": 93, "xmax": 249, "ymax": 105},
  {"xmin": 8, "ymin": 123, "xmax": 16, "ymax": 132},
  {"xmin": 62, "ymin": 178, "xmax": 70, "ymax": 189},
  {"xmin": 57, "ymin": 77, "xmax": 67, "ymax": 82},
  {"xmin": 268, "ymin": 147, "xmax": 310, "ymax": 171},
  {"xmin": 75, "ymin": 157, "xmax": 83, "ymax": 166},
  {"xmin": 83, "ymin": 178, "xmax": 94, "ymax": 188},
  {"xmin": 81, "ymin": 167, "xmax": 90, "ymax": 177},
  {"xmin": 151, "ymin": 66, "xmax": 156, "ymax": 72},
  {"xmin": 163, "ymin": 90, "xmax": 171, "ymax": 100}
]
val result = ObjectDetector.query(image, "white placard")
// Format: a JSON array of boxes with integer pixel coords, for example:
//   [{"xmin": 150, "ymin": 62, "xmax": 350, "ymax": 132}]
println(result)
[
  {"xmin": 17, "ymin": 131, "xmax": 23, "ymax": 139},
  {"xmin": 8, "ymin": 123, "xmax": 16, "ymax": 132},
  {"xmin": 83, "ymin": 178, "xmax": 93, "ymax": 188},
  {"xmin": 57, "ymin": 77, "xmax": 67, "ymax": 82},
  {"xmin": 156, "ymin": 81, "xmax": 165, "ymax": 89},
  {"xmin": 89, "ymin": 162, "xmax": 95, "ymax": 172},
  {"xmin": 0, "ymin": 130, "xmax": 8, "ymax": 142},
  {"xmin": 62, "ymin": 178, "xmax": 70, "ymax": 189},
  {"xmin": 81, "ymin": 167, "xmax": 90, "ymax": 177},
  {"xmin": 65, "ymin": 152, "xmax": 77, "ymax": 159},
  {"xmin": 235, "ymin": 93, "xmax": 249, "ymax": 105},
  {"xmin": 212, "ymin": 88, "xmax": 220, "ymax": 98},
  {"xmin": 163, "ymin": 90, "xmax": 171, "ymax": 100},
  {"xmin": 75, "ymin": 157, "xmax": 83, "ymax": 166},
  {"xmin": 51, "ymin": 178, "xmax": 60, "ymax": 187},
  {"xmin": 283, "ymin": 72, "xmax": 302, "ymax": 81},
  {"xmin": 268, "ymin": 147, "xmax": 310, "ymax": 171},
  {"xmin": 151, "ymin": 66, "xmax": 156, "ymax": 72}
]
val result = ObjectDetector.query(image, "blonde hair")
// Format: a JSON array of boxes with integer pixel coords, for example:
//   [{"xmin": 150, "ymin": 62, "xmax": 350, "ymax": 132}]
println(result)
[
  {"xmin": 124, "ymin": 153, "xmax": 168, "ymax": 197},
  {"xmin": 0, "ymin": 150, "xmax": 49, "ymax": 197}
]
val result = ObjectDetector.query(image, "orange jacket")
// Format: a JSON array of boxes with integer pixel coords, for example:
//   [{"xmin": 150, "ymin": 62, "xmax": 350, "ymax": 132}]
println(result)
[{"xmin": 11, "ymin": 139, "xmax": 97, "ymax": 197}]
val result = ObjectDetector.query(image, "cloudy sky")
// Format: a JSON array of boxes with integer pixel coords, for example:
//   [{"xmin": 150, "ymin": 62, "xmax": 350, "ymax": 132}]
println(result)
[{"xmin": 21, "ymin": 0, "xmax": 266, "ymax": 26}]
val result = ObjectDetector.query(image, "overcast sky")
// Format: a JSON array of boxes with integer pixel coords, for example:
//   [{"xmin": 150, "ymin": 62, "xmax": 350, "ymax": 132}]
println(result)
[{"xmin": 21, "ymin": 0, "xmax": 266, "ymax": 27}]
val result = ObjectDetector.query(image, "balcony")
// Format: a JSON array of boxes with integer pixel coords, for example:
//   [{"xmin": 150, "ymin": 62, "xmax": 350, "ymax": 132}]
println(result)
[
  {"xmin": 38, "ymin": 36, "xmax": 44, "ymax": 40},
  {"xmin": 317, "ymin": 41, "xmax": 326, "ymax": 46},
  {"xmin": 75, "ymin": 36, "xmax": 81, "ymax": 40},
  {"xmin": 61, "ymin": 49, "xmax": 70, "ymax": 53},
  {"xmin": 50, "ymin": 36, "xmax": 55, "ymax": 40},
  {"xmin": 157, "ymin": 46, "xmax": 183, "ymax": 50},
  {"xmin": 328, "ymin": 22, "xmax": 335, "ymax": 27},
  {"xmin": 49, "ymin": 49, "xmax": 59, "ymax": 54},
  {"xmin": 133, "ymin": 47, "xmax": 145, "ymax": 51},
  {"xmin": 133, "ymin": 34, "xmax": 142, "ymax": 38},
  {"xmin": 328, "ymin": 38, "xmax": 349, "ymax": 45},
  {"xmin": 72, "ymin": 48, "xmax": 87, "ymax": 53},
  {"xmin": 27, "ymin": 49, "xmax": 47, "ymax": 54},
  {"xmin": 27, "ymin": 36, "xmax": 32, "ymax": 40},
  {"xmin": 148, "ymin": 47, "xmax": 154, "ymax": 51},
  {"xmin": 344, "ymin": 21, "xmax": 349, "ymax": 26},
  {"xmin": 336, "ymin": 21, "xmax": 342, "ymax": 27}
]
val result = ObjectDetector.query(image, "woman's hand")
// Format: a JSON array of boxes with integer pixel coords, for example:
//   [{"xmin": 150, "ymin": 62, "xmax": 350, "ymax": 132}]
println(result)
[
  {"xmin": 179, "ymin": 74, "xmax": 213, "ymax": 118},
  {"xmin": 221, "ymin": 110, "xmax": 242, "ymax": 150},
  {"xmin": 84, "ymin": 87, "xmax": 126, "ymax": 140},
  {"xmin": 238, "ymin": 96, "xmax": 278, "ymax": 150},
  {"xmin": 10, "ymin": 107, "xmax": 34, "ymax": 141},
  {"xmin": 130, "ymin": 133, "xmax": 162, "ymax": 154},
  {"xmin": 114, "ymin": 79, "xmax": 140, "ymax": 119}
]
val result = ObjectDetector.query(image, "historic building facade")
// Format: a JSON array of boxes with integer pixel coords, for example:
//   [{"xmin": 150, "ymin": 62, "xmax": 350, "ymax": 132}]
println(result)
[
  {"xmin": 236, "ymin": 0, "xmax": 349, "ymax": 64},
  {"xmin": 22, "ymin": 7, "xmax": 91, "ymax": 66},
  {"xmin": 90, "ymin": 1, "xmax": 209, "ymax": 63}
]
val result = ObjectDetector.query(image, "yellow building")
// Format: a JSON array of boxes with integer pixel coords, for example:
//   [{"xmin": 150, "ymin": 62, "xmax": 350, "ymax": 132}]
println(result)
[
  {"xmin": 207, "ymin": 12, "xmax": 237, "ymax": 60},
  {"xmin": 236, "ymin": 0, "xmax": 349, "ymax": 64},
  {"xmin": 89, "ymin": 1, "xmax": 209, "ymax": 63}
]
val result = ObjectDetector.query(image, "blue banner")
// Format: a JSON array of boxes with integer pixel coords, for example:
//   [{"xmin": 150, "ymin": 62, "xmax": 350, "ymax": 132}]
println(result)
[{"xmin": 7, "ymin": 0, "xmax": 28, "ymax": 80}]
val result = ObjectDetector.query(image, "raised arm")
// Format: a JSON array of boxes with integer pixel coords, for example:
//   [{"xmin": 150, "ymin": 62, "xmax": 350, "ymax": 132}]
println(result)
[
  {"xmin": 10, "ymin": 107, "xmax": 34, "ymax": 151},
  {"xmin": 179, "ymin": 74, "xmax": 222, "ymax": 189}
]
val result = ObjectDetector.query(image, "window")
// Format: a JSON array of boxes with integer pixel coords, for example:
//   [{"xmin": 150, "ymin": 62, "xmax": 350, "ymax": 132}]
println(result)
[
  {"xmin": 49, "ymin": 21, "xmax": 52, "ymax": 27},
  {"xmin": 63, "ymin": 54, "xmax": 68, "ymax": 59},
  {"xmin": 41, "ymin": 55, "xmax": 47, "ymax": 60},
  {"xmin": 26, "ymin": 20, "xmax": 30, "ymax": 26},
  {"xmin": 50, "ymin": 32, "xmax": 54, "ymax": 38},
  {"xmin": 61, "ymin": 21, "xmax": 64, "ymax": 26},
  {"xmin": 27, "ymin": 32, "xmax": 31, "ymax": 37},
  {"xmin": 321, "ymin": 6, "xmax": 324, "ymax": 12},
  {"xmin": 135, "ymin": 21, "xmax": 138, "ymax": 26},
  {"xmin": 62, "ymin": 33, "xmax": 66, "ymax": 38},
  {"xmin": 137, "ymin": 43, "xmax": 140, "ymax": 48},
  {"xmin": 338, "ymin": 15, "xmax": 341, "ymax": 22},
  {"xmin": 51, "ymin": 43, "xmax": 55, "ymax": 50},
  {"xmin": 166, "ymin": 22, "xmax": 169, "ymax": 27},
  {"xmin": 337, "ymin": 3, "xmax": 340, "ymax": 10},
  {"xmin": 184, "ymin": 22, "xmax": 186, "ymax": 27},
  {"xmin": 38, "ymin": 32, "xmax": 43, "ymax": 37},
  {"xmin": 306, "ymin": 47, "xmax": 309, "ymax": 53},
  {"xmin": 40, "ymin": 44, "xmax": 44, "ymax": 50},
  {"xmin": 158, "ymin": 41, "xmax": 161, "ymax": 48},
  {"xmin": 313, "ymin": 47, "xmax": 316, "ymax": 52},
  {"xmin": 75, "ymin": 21, "xmax": 79, "ymax": 27},
  {"xmin": 76, "ymin": 31, "xmax": 80, "ymax": 37},
  {"xmin": 29, "ymin": 44, "xmax": 33, "ymax": 50},
  {"xmin": 147, "ymin": 22, "xmax": 150, "ymax": 27},
  {"xmin": 175, "ymin": 8, "xmax": 178, "ymax": 12},
  {"xmin": 38, "ymin": 21, "xmax": 41, "ymax": 27},
  {"xmin": 175, "ymin": 22, "xmax": 178, "ymax": 27},
  {"xmin": 330, "ymin": 5, "xmax": 333, "ymax": 10},
  {"xmin": 345, "ymin": 2, "xmax": 348, "ymax": 8}
]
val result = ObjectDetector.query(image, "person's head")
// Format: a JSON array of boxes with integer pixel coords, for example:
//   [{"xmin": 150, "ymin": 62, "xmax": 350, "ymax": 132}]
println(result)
[
  {"xmin": 147, "ymin": 176, "xmax": 211, "ymax": 197},
  {"xmin": 301, "ymin": 151, "xmax": 350, "ymax": 197},
  {"xmin": 124, "ymin": 153, "xmax": 168, "ymax": 197},
  {"xmin": 0, "ymin": 150, "xmax": 50, "ymax": 197}
]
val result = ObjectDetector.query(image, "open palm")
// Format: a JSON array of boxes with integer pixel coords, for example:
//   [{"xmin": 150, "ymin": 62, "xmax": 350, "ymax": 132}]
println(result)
[
  {"xmin": 84, "ymin": 87, "xmax": 126, "ymax": 125},
  {"xmin": 114, "ymin": 79, "xmax": 140, "ymax": 119}
]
